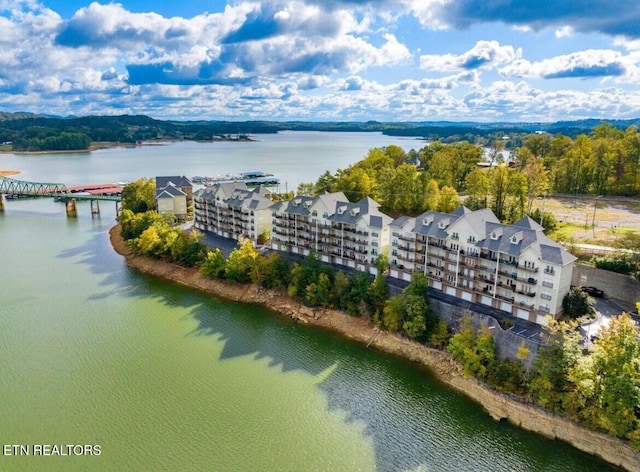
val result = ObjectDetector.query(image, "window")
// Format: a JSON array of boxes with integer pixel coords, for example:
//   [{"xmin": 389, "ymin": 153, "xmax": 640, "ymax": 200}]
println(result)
[
  {"xmin": 451, "ymin": 232, "xmax": 459, "ymax": 240},
  {"xmin": 544, "ymin": 265, "xmax": 556, "ymax": 275},
  {"xmin": 541, "ymin": 293, "xmax": 552, "ymax": 301},
  {"xmin": 542, "ymin": 280, "xmax": 553, "ymax": 288},
  {"xmin": 447, "ymin": 274, "xmax": 456, "ymax": 283}
]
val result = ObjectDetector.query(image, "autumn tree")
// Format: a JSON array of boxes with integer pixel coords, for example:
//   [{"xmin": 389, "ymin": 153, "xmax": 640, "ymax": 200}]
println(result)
[
  {"xmin": 122, "ymin": 178, "xmax": 156, "ymax": 214},
  {"xmin": 225, "ymin": 240, "xmax": 259, "ymax": 282},
  {"xmin": 200, "ymin": 248, "xmax": 227, "ymax": 278}
]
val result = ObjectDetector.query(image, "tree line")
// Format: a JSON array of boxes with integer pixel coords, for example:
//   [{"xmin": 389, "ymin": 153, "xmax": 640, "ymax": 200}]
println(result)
[
  {"xmin": 296, "ymin": 122, "xmax": 640, "ymax": 226},
  {"xmin": 11, "ymin": 132, "xmax": 91, "ymax": 151}
]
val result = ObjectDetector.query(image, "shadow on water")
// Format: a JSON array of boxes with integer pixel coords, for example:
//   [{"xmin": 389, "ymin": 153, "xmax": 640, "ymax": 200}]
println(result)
[{"xmin": 60, "ymin": 229, "xmax": 619, "ymax": 472}]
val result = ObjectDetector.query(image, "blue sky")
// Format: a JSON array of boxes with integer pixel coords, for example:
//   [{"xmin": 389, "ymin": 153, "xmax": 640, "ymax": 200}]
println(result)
[{"xmin": 1, "ymin": 1, "xmax": 639, "ymax": 122}]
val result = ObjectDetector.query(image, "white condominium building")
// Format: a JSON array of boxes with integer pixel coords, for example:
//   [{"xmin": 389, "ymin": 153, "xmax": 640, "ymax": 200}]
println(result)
[{"xmin": 389, "ymin": 206, "xmax": 576, "ymax": 324}]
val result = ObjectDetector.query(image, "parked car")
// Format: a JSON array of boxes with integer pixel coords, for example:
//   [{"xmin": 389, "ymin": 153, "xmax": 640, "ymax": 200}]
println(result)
[{"xmin": 580, "ymin": 286, "xmax": 604, "ymax": 298}]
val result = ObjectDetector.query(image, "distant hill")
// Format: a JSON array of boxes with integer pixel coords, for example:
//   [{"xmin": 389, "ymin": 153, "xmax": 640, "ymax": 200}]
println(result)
[{"xmin": 1, "ymin": 111, "xmax": 639, "ymax": 149}]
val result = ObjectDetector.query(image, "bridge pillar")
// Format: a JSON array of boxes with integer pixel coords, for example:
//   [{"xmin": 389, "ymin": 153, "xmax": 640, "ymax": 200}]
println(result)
[
  {"xmin": 0, "ymin": 193, "xmax": 4, "ymax": 210},
  {"xmin": 91, "ymin": 200, "xmax": 100, "ymax": 216},
  {"xmin": 66, "ymin": 198, "xmax": 77, "ymax": 217}
]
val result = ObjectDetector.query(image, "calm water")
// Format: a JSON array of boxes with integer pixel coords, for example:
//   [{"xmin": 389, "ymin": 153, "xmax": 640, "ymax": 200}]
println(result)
[{"xmin": 0, "ymin": 133, "xmax": 616, "ymax": 471}]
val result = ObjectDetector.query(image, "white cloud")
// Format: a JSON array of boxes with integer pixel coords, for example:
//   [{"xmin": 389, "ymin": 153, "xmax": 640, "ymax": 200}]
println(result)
[
  {"xmin": 500, "ymin": 49, "xmax": 631, "ymax": 81},
  {"xmin": 555, "ymin": 26, "xmax": 574, "ymax": 38},
  {"xmin": 420, "ymin": 40, "xmax": 519, "ymax": 72}
]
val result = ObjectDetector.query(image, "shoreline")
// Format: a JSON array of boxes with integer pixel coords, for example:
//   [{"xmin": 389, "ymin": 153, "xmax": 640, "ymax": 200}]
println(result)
[
  {"xmin": 109, "ymin": 224, "xmax": 640, "ymax": 471},
  {"xmin": 0, "ymin": 137, "xmax": 257, "ymax": 155}
]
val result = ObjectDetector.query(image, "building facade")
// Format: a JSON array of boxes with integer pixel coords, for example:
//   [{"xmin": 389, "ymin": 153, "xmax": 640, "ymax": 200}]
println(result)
[
  {"xmin": 193, "ymin": 186, "xmax": 576, "ymax": 325},
  {"xmin": 155, "ymin": 176, "xmax": 193, "ymax": 220},
  {"xmin": 389, "ymin": 207, "xmax": 576, "ymax": 324},
  {"xmin": 193, "ymin": 183, "xmax": 273, "ymax": 244},
  {"xmin": 270, "ymin": 193, "xmax": 392, "ymax": 274}
]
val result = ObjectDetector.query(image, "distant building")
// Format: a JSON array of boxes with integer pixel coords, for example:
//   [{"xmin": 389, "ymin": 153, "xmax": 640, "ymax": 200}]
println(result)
[{"xmin": 155, "ymin": 176, "xmax": 193, "ymax": 220}]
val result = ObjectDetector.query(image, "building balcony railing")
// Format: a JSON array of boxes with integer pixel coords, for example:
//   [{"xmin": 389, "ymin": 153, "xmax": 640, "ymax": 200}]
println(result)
[
  {"xmin": 479, "ymin": 252, "xmax": 497, "ymax": 261},
  {"xmin": 397, "ymin": 233, "xmax": 415, "ymax": 242},
  {"xmin": 520, "ymin": 265, "xmax": 539, "ymax": 274}
]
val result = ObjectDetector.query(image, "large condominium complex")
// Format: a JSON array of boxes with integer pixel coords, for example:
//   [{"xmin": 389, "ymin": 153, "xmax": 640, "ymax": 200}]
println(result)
[
  {"xmin": 193, "ymin": 183, "xmax": 273, "ymax": 243},
  {"xmin": 193, "ymin": 183, "xmax": 576, "ymax": 324},
  {"xmin": 389, "ymin": 207, "xmax": 576, "ymax": 325},
  {"xmin": 270, "ymin": 192, "xmax": 392, "ymax": 274}
]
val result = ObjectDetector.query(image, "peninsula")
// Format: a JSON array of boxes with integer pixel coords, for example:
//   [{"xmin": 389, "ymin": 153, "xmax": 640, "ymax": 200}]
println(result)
[{"xmin": 110, "ymin": 224, "xmax": 640, "ymax": 472}]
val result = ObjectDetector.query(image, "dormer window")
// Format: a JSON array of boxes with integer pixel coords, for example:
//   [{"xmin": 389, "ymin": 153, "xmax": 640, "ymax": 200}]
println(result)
[
  {"xmin": 510, "ymin": 231, "xmax": 523, "ymax": 244},
  {"xmin": 350, "ymin": 208, "xmax": 360, "ymax": 216},
  {"xmin": 423, "ymin": 215, "xmax": 434, "ymax": 226},
  {"xmin": 337, "ymin": 205, "xmax": 347, "ymax": 214},
  {"xmin": 491, "ymin": 232, "xmax": 498, "ymax": 240}
]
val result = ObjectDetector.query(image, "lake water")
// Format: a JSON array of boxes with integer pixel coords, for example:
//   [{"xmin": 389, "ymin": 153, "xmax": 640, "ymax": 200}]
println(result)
[{"xmin": 0, "ymin": 133, "xmax": 616, "ymax": 471}]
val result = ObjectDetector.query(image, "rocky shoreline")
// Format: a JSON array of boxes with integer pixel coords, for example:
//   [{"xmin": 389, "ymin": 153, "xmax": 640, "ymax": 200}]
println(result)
[{"xmin": 109, "ymin": 225, "xmax": 640, "ymax": 471}]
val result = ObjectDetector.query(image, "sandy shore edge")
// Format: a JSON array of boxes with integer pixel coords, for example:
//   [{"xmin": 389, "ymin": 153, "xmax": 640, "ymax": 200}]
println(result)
[{"xmin": 109, "ymin": 224, "xmax": 640, "ymax": 471}]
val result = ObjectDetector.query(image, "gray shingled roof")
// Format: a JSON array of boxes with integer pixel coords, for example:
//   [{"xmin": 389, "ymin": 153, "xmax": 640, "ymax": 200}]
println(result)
[
  {"xmin": 156, "ymin": 176, "xmax": 192, "ymax": 189},
  {"xmin": 155, "ymin": 182, "xmax": 186, "ymax": 198},
  {"xmin": 328, "ymin": 196, "xmax": 392, "ymax": 227},
  {"xmin": 412, "ymin": 210, "xmax": 454, "ymax": 240},
  {"xmin": 512, "ymin": 215, "xmax": 544, "ymax": 232},
  {"xmin": 476, "ymin": 221, "xmax": 576, "ymax": 265},
  {"xmin": 390, "ymin": 215, "xmax": 412, "ymax": 228}
]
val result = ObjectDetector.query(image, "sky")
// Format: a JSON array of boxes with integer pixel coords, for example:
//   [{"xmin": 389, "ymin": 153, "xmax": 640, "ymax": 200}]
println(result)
[{"xmin": 1, "ymin": 0, "xmax": 640, "ymax": 122}]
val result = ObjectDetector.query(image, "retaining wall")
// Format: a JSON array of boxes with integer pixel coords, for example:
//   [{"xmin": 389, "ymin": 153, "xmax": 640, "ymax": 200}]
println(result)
[{"xmin": 572, "ymin": 264, "xmax": 639, "ymax": 312}]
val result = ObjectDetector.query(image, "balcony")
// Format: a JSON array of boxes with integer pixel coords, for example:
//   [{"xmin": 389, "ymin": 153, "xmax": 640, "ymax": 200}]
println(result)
[
  {"xmin": 480, "ymin": 252, "xmax": 497, "ymax": 261},
  {"xmin": 397, "ymin": 233, "xmax": 415, "ymax": 242},
  {"xmin": 544, "ymin": 268, "xmax": 556, "ymax": 275}
]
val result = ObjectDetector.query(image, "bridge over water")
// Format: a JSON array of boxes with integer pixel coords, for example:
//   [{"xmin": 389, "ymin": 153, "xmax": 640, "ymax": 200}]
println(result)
[{"xmin": 0, "ymin": 176, "xmax": 122, "ymax": 216}]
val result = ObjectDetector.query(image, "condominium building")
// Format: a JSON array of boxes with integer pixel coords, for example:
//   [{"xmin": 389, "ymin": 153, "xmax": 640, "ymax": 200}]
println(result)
[
  {"xmin": 193, "ymin": 183, "xmax": 273, "ymax": 244},
  {"xmin": 193, "ymin": 183, "xmax": 576, "ymax": 325},
  {"xmin": 271, "ymin": 193, "xmax": 392, "ymax": 274},
  {"xmin": 155, "ymin": 175, "xmax": 193, "ymax": 220},
  {"xmin": 389, "ymin": 207, "xmax": 576, "ymax": 324}
]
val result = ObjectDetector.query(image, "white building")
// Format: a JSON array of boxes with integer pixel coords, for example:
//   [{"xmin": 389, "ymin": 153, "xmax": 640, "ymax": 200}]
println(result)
[{"xmin": 389, "ymin": 207, "xmax": 576, "ymax": 324}]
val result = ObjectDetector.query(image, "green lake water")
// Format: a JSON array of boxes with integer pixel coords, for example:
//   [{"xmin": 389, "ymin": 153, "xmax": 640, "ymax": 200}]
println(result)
[{"xmin": 0, "ymin": 136, "xmax": 621, "ymax": 471}]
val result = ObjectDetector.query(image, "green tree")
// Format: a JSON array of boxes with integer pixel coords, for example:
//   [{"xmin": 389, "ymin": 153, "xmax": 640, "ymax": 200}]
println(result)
[
  {"xmin": 569, "ymin": 313, "xmax": 640, "ymax": 440},
  {"xmin": 490, "ymin": 166, "xmax": 509, "ymax": 221},
  {"xmin": 422, "ymin": 178, "xmax": 440, "ymax": 211},
  {"xmin": 464, "ymin": 169, "xmax": 490, "ymax": 210},
  {"xmin": 305, "ymin": 273, "xmax": 332, "ymax": 307},
  {"xmin": 122, "ymin": 178, "xmax": 156, "ymax": 214},
  {"xmin": 225, "ymin": 240, "xmax": 259, "ymax": 282},
  {"xmin": 529, "ymin": 316, "xmax": 582, "ymax": 411},
  {"xmin": 437, "ymin": 185, "xmax": 460, "ymax": 213},
  {"xmin": 562, "ymin": 288, "xmax": 593, "ymax": 319},
  {"xmin": 332, "ymin": 271, "xmax": 351, "ymax": 310},
  {"xmin": 200, "ymin": 249, "xmax": 227, "ymax": 278},
  {"xmin": 447, "ymin": 317, "xmax": 496, "ymax": 380}
]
